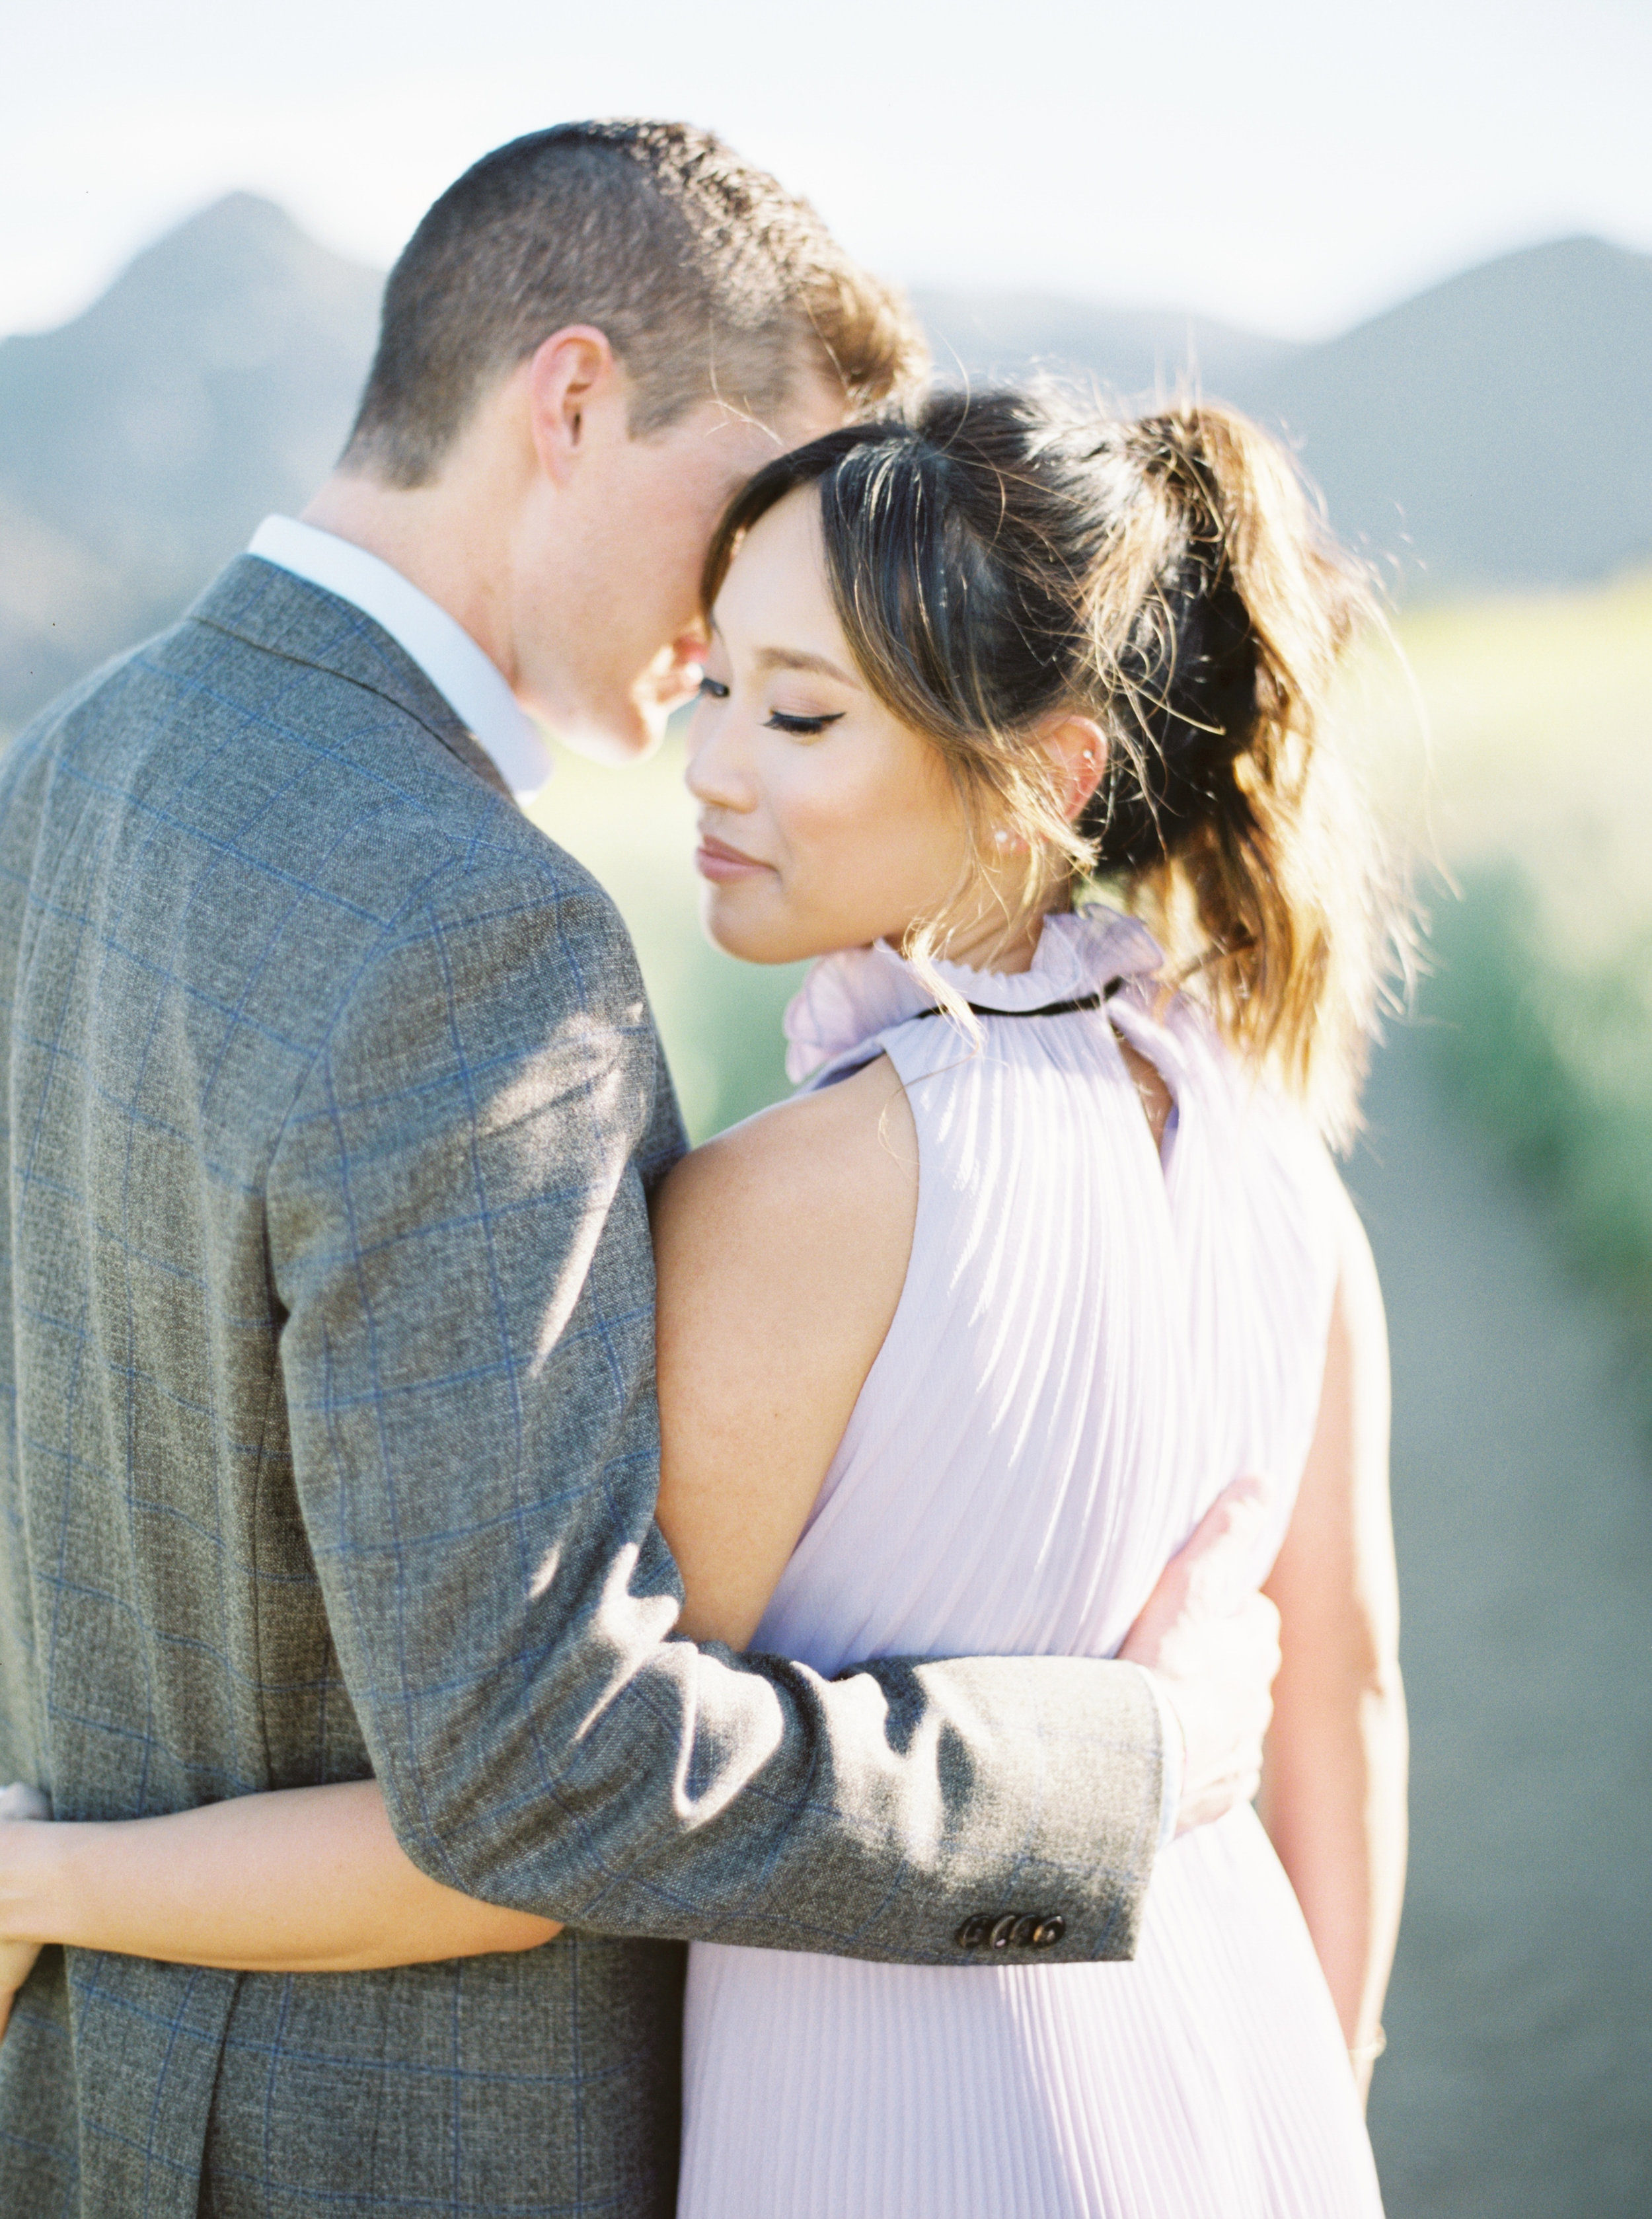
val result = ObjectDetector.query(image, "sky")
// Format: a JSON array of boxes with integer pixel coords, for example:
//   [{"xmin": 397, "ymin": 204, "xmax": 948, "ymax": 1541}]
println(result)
[{"xmin": 4, "ymin": 0, "xmax": 1649, "ymax": 345}]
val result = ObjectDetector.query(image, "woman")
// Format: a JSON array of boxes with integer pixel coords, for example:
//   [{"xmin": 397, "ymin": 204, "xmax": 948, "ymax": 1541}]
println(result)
[{"xmin": 0, "ymin": 392, "xmax": 1406, "ymax": 2215}]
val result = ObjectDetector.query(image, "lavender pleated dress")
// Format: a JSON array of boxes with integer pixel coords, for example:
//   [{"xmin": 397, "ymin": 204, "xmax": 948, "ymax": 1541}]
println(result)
[{"xmin": 678, "ymin": 909, "xmax": 1385, "ymax": 2218}]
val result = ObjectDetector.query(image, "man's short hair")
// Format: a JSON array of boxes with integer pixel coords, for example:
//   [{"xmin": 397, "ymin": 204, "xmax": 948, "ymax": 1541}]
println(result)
[{"xmin": 343, "ymin": 120, "xmax": 928, "ymax": 486}]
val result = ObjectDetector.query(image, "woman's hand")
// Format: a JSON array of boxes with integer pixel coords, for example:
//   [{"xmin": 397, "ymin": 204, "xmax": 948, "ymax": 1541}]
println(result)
[
  {"xmin": 1119, "ymin": 1476, "xmax": 1282, "ymax": 1832},
  {"xmin": 0, "ymin": 1783, "xmax": 51, "ymax": 2043}
]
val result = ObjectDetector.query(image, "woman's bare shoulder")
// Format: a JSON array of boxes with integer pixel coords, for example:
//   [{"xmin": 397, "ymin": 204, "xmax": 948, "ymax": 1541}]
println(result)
[
  {"xmin": 651, "ymin": 1053, "xmax": 919, "ymax": 1452},
  {"xmin": 653, "ymin": 1053, "xmax": 917, "ymax": 1260}
]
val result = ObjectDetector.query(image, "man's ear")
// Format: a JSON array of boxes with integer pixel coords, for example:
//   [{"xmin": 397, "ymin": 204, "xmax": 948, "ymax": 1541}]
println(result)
[
  {"xmin": 525, "ymin": 326, "xmax": 624, "ymax": 483},
  {"xmin": 1042, "ymin": 713, "xmax": 1108, "ymax": 823}
]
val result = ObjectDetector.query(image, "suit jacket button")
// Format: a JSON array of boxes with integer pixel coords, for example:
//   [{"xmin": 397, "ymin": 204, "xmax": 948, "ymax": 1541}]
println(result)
[
  {"xmin": 1032, "ymin": 1914, "xmax": 1066, "ymax": 1949},
  {"xmin": 1011, "ymin": 1914, "xmax": 1040, "ymax": 1949},
  {"xmin": 987, "ymin": 1913, "xmax": 1018, "ymax": 1951},
  {"xmin": 955, "ymin": 1915, "xmax": 991, "ymax": 1949}
]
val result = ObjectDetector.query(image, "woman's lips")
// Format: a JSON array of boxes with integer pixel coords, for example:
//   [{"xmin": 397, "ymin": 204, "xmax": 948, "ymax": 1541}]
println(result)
[{"xmin": 695, "ymin": 833, "xmax": 774, "ymax": 884}]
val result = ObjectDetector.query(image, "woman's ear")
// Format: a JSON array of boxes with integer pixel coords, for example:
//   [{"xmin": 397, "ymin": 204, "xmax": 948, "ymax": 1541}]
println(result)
[{"xmin": 1042, "ymin": 714, "xmax": 1108, "ymax": 823}]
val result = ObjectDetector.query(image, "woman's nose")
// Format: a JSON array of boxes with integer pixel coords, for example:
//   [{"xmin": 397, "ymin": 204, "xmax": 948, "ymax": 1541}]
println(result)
[{"xmin": 684, "ymin": 704, "xmax": 757, "ymax": 812}]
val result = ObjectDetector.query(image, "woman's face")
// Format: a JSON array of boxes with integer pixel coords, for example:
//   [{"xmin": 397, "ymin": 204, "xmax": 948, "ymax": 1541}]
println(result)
[{"xmin": 685, "ymin": 487, "xmax": 977, "ymax": 967}]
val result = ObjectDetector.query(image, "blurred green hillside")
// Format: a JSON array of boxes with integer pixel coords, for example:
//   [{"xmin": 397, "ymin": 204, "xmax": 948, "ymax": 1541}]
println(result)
[
  {"xmin": 527, "ymin": 732, "xmax": 807, "ymax": 1144},
  {"xmin": 1388, "ymin": 572, "xmax": 1652, "ymax": 1380}
]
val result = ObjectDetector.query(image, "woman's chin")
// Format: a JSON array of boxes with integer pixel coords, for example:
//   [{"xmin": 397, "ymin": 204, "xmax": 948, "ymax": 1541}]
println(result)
[
  {"xmin": 702, "ymin": 919, "xmax": 801, "ymax": 966},
  {"xmin": 698, "ymin": 885, "xmax": 828, "ymax": 968},
  {"xmin": 698, "ymin": 885, "xmax": 774, "ymax": 965}
]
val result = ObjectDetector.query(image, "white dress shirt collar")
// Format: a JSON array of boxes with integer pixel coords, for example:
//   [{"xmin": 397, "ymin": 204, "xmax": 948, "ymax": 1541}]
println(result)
[{"xmin": 246, "ymin": 515, "xmax": 552, "ymax": 802}]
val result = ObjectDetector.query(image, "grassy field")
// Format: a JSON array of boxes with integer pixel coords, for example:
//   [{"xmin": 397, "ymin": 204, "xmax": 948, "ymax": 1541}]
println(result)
[
  {"xmin": 1381, "ymin": 571, "xmax": 1652, "ymax": 1384},
  {"xmin": 532, "ymin": 574, "xmax": 1652, "ymax": 1379}
]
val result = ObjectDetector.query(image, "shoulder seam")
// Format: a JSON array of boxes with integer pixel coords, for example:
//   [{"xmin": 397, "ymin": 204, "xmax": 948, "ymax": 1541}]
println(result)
[
  {"xmin": 264, "ymin": 848, "xmax": 617, "ymax": 1175},
  {"xmin": 188, "ymin": 611, "xmax": 511, "ymax": 800}
]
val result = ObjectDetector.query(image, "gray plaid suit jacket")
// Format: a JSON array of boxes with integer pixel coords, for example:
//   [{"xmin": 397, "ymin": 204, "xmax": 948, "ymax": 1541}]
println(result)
[{"xmin": 0, "ymin": 556, "xmax": 1163, "ymax": 2217}]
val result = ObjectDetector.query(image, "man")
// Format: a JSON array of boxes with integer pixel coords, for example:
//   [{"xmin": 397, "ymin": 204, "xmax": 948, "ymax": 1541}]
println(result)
[{"xmin": 0, "ymin": 122, "xmax": 1279, "ymax": 2216}]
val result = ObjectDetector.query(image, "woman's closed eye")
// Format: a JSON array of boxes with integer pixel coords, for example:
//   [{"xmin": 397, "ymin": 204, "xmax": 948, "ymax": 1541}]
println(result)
[
  {"xmin": 696, "ymin": 673, "xmax": 843, "ymax": 737},
  {"xmin": 765, "ymin": 709, "xmax": 845, "ymax": 738}
]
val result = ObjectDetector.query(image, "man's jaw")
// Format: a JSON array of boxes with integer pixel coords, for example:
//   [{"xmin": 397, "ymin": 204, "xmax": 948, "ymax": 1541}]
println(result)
[{"xmin": 519, "ymin": 652, "xmax": 695, "ymax": 766}]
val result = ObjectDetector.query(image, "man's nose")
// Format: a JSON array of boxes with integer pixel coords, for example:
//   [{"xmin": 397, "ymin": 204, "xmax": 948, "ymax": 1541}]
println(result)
[{"xmin": 638, "ymin": 634, "xmax": 706, "ymax": 715}]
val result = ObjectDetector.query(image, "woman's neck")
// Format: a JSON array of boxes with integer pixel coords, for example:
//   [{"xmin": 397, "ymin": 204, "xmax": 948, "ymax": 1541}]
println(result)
[{"xmin": 932, "ymin": 895, "xmax": 1070, "ymax": 977}]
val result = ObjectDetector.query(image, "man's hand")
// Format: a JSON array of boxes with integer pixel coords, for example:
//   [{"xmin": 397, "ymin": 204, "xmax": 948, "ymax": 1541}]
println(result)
[
  {"xmin": 0, "ymin": 1783, "xmax": 50, "ymax": 2043},
  {"xmin": 1119, "ymin": 1478, "xmax": 1281, "ymax": 1834}
]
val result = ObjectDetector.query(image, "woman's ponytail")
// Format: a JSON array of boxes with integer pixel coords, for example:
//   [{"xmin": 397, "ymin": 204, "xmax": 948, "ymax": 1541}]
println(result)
[{"xmin": 1082, "ymin": 403, "xmax": 1396, "ymax": 1143}]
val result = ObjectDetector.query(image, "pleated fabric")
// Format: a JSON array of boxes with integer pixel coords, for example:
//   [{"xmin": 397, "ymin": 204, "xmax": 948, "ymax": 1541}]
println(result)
[{"xmin": 678, "ymin": 909, "xmax": 1384, "ymax": 2218}]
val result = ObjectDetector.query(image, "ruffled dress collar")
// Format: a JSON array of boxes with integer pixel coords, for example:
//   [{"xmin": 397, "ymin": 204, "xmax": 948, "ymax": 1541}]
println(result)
[{"xmin": 782, "ymin": 906, "xmax": 1166, "ymax": 1084}]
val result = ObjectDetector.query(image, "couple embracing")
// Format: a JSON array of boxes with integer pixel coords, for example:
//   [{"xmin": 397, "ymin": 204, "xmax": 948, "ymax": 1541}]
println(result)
[{"xmin": 0, "ymin": 121, "xmax": 1406, "ymax": 2217}]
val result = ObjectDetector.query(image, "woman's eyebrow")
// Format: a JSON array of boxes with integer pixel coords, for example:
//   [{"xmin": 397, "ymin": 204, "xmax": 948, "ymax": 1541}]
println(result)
[{"xmin": 753, "ymin": 646, "xmax": 861, "ymax": 687}]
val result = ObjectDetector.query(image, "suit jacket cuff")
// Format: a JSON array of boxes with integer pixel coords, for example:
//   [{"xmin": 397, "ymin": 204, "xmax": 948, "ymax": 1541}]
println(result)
[{"xmin": 1141, "ymin": 1667, "xmax": 1183, "ymax": 1854}]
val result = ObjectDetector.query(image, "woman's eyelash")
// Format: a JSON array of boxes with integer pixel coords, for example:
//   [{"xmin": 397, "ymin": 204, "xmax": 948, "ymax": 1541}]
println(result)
[
  {"xmin": 696, "ymin": 677, "xmax": 841, "ymax": 737},
  {"xmin": 765, "ymin": 712, "xmax": 845, "ymax": 737}
]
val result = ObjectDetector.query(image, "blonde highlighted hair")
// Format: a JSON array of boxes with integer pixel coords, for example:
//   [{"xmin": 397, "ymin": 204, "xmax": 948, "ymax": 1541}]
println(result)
[{"xmin": 703, "ymin": 389, "xmax": 1406, "ymax": 1145}]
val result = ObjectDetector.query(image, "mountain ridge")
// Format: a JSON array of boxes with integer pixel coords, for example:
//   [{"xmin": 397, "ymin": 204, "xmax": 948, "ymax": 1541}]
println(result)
[
  {"xmin": 1231, "ymin": 235, "xmax": 1652, "ymax": 590},
  {"xmin": 912, "ymin": 287, "xmax": 1304, "ymax": 400},
  {"xmin": 0, "ymin": 194, "xmax": 382, "ymax": 720},
  {"xmin": 1, "ymin": 195, "xmax": 1645, "ymax": 730}
]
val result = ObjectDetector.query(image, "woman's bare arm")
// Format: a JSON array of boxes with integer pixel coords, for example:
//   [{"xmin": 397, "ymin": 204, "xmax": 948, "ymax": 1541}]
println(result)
[
  {"xmin": 0, "ymin": 1059, "xmax": 917, "ymax": 2006},
  {"xmin": 1259, "ymin": 1182, "xmax": 1408, "ymax": 2105},
  {"xmin": 651, "ymin": 1055, "xmax": 919, "ymax": 1644},
  {"xmin": 0, "ymin": 1780, "xmax": 558, "ymax": 2009}
]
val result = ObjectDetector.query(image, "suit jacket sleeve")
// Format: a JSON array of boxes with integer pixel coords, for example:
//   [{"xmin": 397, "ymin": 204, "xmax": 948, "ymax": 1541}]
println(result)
[{"xmin": 267, "ymin": 852, "xmax": 1164, "ymax": 1964}]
